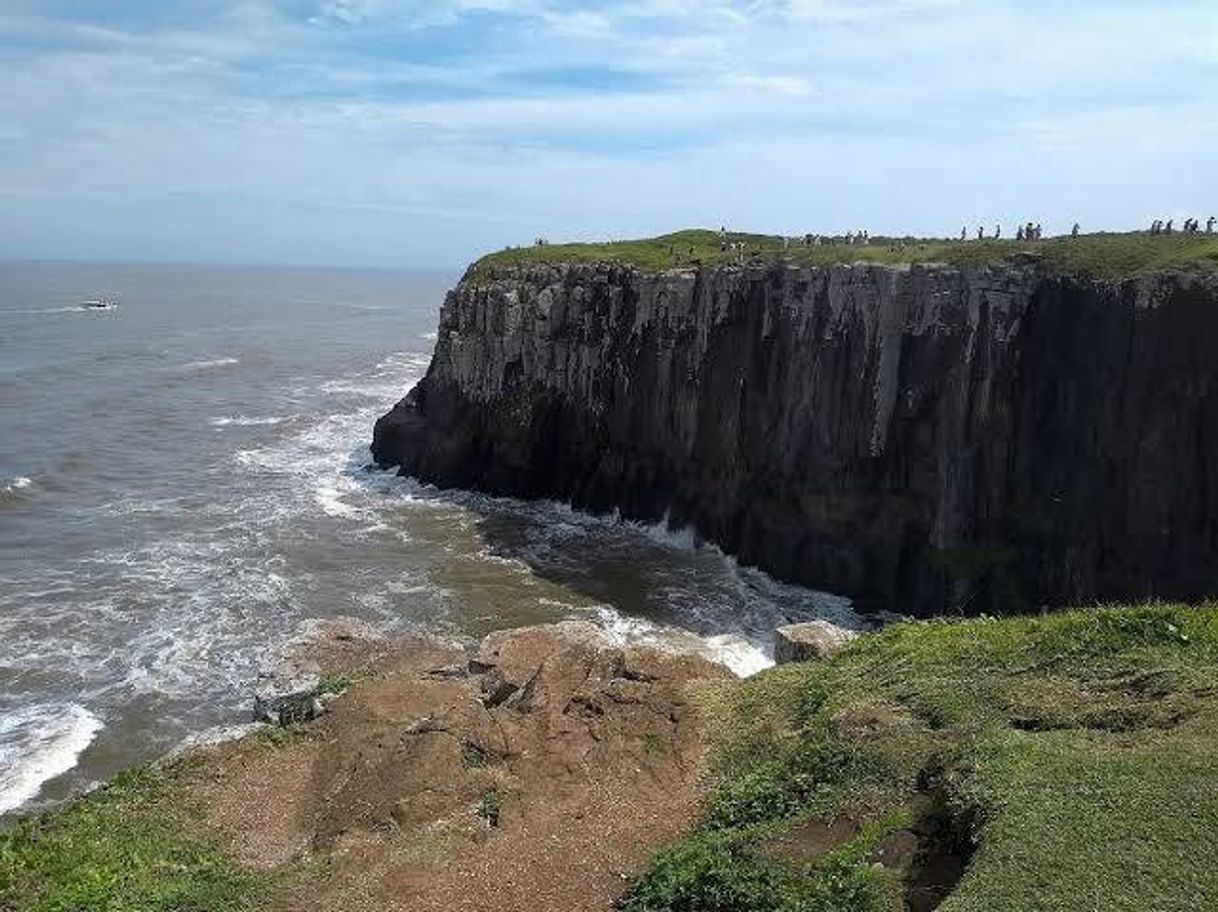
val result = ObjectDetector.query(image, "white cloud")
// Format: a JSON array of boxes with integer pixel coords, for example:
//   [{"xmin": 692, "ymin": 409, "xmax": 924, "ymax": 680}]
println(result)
[{"xmin": 0, "ymin": 0, "xmax": 1214, "ymax": 265}]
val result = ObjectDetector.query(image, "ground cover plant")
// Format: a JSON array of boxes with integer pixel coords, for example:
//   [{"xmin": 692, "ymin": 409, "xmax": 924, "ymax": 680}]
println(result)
[
  {"xmin": 0, "ymin": 763, "xmax": 266, "ymax": 912},
  {"xmin": 472, "ymin": 229, "xmax": 1218, "ymax": 282},
  {"xmin": 622, "ymin": 603, "xmax": 1218, "ymax": 912}
]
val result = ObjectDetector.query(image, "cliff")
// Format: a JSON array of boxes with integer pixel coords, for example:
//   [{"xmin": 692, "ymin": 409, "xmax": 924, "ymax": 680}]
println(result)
[{"xmin": 373, "ymin": 249, "xmax": 1218, "ymax": 616}]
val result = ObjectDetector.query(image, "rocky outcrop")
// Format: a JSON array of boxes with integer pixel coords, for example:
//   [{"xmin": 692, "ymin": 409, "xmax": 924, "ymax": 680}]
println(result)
[
  {"xmin": 774, "ymin": 620, "xmax": 859, "ymax": 664},
  {"xmin": 195, "ymin": 622, "xmax": 730, "ymax": 911},
  {"xmin": 373, "ymin": 260, "xmax": 1218, "ymax": 617}
]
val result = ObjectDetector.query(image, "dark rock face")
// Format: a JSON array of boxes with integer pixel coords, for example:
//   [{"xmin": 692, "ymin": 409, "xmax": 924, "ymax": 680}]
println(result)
[{"xmin": 374, "ymin": 261, "xmax": 1218, "ymax": 617}]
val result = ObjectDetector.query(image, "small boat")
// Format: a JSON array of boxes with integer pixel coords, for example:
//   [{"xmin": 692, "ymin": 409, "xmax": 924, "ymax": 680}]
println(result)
[{"xmin": 80, "ymin": 299, "xmax": 119, "ymax": 311}]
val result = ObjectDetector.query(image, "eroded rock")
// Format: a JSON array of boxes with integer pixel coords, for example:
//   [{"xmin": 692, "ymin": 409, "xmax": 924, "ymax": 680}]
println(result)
[
  {"xmin": 253, "ymin": 664, "xmax": 322, "ymax": 726},
  {"xmin": 201, "ymin": 622, "xmax": 733, "ymax": 912}
]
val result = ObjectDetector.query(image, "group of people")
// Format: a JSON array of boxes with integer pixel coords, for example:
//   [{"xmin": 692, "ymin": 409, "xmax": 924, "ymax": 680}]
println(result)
[
  {"xmin": 1149, "ymin": 217, "xmax": 1215, "ymax": 235},
  {"xmin": 1017, "ymin": 223, "xmax": 1049, "ymax": 241},
  {"xmin": 794, "ymin": 231, "xmax": 871, "ymax": 246},
  {"xmin": 960, "ymin": 222, "xmax": 1052, "ymax": 241}
]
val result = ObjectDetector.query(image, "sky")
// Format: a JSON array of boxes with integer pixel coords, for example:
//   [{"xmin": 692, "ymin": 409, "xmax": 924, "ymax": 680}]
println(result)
[{"xmin": 0, "ymin": 0, "xmax": 1215, "ymax": 268}]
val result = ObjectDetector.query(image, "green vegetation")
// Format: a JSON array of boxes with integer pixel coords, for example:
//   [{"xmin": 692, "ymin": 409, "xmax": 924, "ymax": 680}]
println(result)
[
  {"xmin": 251, "ymin": 722, "xmax": 314, "ymax": 749},
  {"xmin": 316, "ymin": 672, "xmax": 353, "ymax": 697},
  {"xmin": 477, "ymin": 790, "xmax": 503, "ymax": 828},
  {"xmin": 9, "ymin": 604, "xmax": 1218, "ymax": 910},
  {"xmin": 470, "ymin": 229, "xmax": 1218, "ymax": 282},
  {"xmin": 461, "ymin": 739, "xmax": 489, "ymax": 769},
  {"xmin": 0, "ymin": 764, "xmax": 266, "ymax": 912},
  {"xmin": 622, "ymin": 603, "xmax": 1218, "ymax": 912}
]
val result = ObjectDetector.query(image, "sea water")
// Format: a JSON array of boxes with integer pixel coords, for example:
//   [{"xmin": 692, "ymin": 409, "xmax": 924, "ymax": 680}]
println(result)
[{"xmin": 0, "ymin": 260, "xmax": 856, "ymax": 818}]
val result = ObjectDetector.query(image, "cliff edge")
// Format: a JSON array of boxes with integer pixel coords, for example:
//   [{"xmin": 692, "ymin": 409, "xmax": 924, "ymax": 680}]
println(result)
[{"xmin": 374, "ymin": 238, "xmax": 1218, "ymax": 616}]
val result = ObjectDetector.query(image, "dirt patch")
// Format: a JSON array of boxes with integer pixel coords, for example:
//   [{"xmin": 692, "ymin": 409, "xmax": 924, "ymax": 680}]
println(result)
[
  {"xmin": 759, "ymin": 813, "xmax": 865, "ymax": 867},
  {"xmin": 901, "ymin": 803, "xmax": 972, "ymax": 912},
  {"xmin": 754, "ymin": 791, "xmax": 972, "ymax": 912},
  {"xmin": 187, "ymin": 621, "xmax": 731, "ymax": 912},
  {"xmin": 866, "ymin": 796, "xmax": 972, "ymax": 912}
]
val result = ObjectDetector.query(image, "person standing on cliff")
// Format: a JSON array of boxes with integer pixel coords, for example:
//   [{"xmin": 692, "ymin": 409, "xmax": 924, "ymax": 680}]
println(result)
[
  {"xmin": 1208, "ymin": 216, "xmax": 1216, "ymax": 234},
  {"xmin": 960, "ymin": 226, "xmax": 967, "ymax": 241},
  {"xmin": 994, "ymin": 225, "xmax": 1002, "ymax": 240},
  {"xmin": 1166, "ymin": 219, "xmax": 1174, "ymax": 234},
  {"xmin": 977, "ymin": 226, "xmax": 984, "ymax": 240}
]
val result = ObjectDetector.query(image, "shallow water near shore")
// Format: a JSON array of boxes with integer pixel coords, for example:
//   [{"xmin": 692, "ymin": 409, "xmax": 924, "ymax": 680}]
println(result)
[{"xmin": 0, "ymin": 260, "xmax": 856, "ymax": 819}]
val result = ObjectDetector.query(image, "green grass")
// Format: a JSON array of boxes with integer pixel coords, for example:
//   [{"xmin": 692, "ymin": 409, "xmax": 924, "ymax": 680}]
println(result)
[
  {"xmin": 622, "ymin": 603, "xmax": 1218, "ymax": 912},
  {"xmin": 469, "ymin": 228, "xmax": 1218, "ymax": 282},
  {"xmin": 316, "ymin": 673, "xmax": 353, "ymax": 697},
  {"xmin": 251, "ymin": 722, "xmax": 315, "ymax": 749},
  {"xmin": 0, "ymin": 763, "xmax": 266, "ymax": 912}
]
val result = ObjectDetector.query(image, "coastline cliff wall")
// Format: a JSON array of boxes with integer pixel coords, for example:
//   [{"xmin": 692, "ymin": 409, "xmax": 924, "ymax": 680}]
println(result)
[{"xmin": 373, "ymin": 260, "xmax": 1218, "ymax": 616}]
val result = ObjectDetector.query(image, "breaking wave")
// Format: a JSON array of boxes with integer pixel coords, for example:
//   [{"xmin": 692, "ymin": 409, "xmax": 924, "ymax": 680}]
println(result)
[{"xmin": 0, "ymin": 704, "xmax": 104, "ymax": 816}]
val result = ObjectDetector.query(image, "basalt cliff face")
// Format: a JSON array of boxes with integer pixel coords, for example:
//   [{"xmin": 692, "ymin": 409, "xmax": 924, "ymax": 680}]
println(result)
[{"xmin": 374, "ymin": 260, "xmax": 1218, "ymax": 616}]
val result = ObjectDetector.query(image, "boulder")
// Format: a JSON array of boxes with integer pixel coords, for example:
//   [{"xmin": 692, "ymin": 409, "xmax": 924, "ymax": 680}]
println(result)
[
  {"xmin": 253, "ymin": 662, "xmax": 322, "ymax": 726},
  {"xmin": 774, "ymin": 621, "xmax": 858, "ymax": 664}
]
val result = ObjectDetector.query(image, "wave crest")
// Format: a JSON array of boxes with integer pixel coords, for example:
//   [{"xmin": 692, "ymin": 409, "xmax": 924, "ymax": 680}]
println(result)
[{"xmin": 0, "ymin": 703, "xmax": 103, "ymax": 815}]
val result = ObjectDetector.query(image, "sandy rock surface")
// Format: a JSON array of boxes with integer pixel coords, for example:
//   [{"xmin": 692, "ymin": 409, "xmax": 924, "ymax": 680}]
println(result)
[{"xmin": 191, "ymin": 621, "xmax": 731, "ymax": 912}]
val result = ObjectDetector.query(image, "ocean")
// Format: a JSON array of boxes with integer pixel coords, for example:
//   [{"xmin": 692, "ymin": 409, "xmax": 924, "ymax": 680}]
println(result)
[{"xmin": 0, "ymin": 260, "xmax": 856, "ymax": 819}]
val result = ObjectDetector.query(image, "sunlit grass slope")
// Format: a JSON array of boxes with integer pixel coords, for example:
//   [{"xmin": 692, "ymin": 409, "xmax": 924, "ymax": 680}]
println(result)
[{"xmin": 624, "ymin": 603, "xmax": 1218, "ymax": 912}]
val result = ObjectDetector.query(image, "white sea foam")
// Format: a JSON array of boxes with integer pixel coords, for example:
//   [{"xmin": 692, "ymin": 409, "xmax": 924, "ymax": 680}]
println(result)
[
  {"xmin": 315, "ymin": 484, "xmax": 360, "ymax": 519},
  {"xmin": 1, "ymin": 476, "xmax": 32, "ymax": 498},
  {"xmin": 586, "ymin": 605, "xmax": 772, "ymax": 677},
  {"xmin": 210, "ymin": 415, "xmax": 292, "ymax": 428},
  {"xmin": 0, "ymin": 704, "xmax": 103, "ymax": 815},
  {"xmin": 178, "ymin": 357, "xmax": 239, "ymax": 371}
]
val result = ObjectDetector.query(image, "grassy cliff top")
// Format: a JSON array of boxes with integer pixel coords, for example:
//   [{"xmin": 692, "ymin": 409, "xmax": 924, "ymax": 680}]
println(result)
[
  {"xmin": 471, "ymin": 228, "xmax": 1218, "ymax": 282},
  {"xmin": 623, "ymin": 602, "xmax": 1218, "ymax": 912}
]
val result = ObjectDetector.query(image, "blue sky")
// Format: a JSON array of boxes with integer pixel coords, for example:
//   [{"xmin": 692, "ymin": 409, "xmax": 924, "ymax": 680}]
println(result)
[{"xmin": 1, "ymin": 0, "xmax": 1215, "ymax": 267}]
